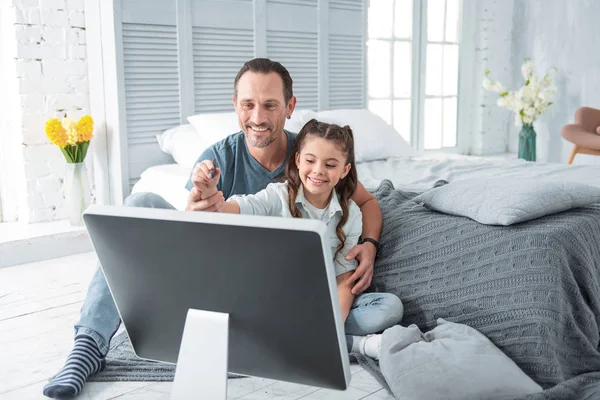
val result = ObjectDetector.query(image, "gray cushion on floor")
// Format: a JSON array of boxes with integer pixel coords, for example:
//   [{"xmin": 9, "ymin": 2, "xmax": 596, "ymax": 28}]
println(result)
[{"xmin": 379, "ymin": 319, "xmax": 542, "ymax": 400}]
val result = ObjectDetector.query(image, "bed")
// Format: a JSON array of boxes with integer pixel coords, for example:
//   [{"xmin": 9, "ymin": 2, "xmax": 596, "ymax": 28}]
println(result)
[
  {"xmin": 132, "ymin": 154, "xmax": 600, "ymax": 208},
  {"xmin": 131, "ymin": 110, "xmax": 600, "ymax": 398}
]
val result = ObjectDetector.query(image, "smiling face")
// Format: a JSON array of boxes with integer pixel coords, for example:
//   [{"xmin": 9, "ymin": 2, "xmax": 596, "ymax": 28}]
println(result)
[
  {"xmin": 233, "ymin": 71, "xmax": 295, "ymax": 149},
  {"xmin": 295, "ymin": 135, "xmax": 351, "ymax": 206}
]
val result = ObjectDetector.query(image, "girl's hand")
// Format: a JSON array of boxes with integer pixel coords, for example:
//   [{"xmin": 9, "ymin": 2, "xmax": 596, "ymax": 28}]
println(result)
[
  {"xmin": 186, "ymin": 187, "xmax": 225, "ymax": 212},
  {"xmin": 186, "ymin": 160, "xmax": 224, "ymax": 212}
]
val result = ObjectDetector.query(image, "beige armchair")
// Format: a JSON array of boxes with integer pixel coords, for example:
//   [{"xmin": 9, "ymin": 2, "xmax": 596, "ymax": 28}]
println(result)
[{"xmin": 561, "ymin": 107, "xmax": 600, "ymax": 164}]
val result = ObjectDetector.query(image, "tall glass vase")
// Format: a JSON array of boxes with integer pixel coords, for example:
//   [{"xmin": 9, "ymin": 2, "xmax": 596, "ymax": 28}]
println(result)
[
  {"xmin": 64, "ymin": 162, "xmax": 91, "ymax": 226},
  {"xmin": 518, "ymin": 124, "xmax": 536, "ymax": 162}
]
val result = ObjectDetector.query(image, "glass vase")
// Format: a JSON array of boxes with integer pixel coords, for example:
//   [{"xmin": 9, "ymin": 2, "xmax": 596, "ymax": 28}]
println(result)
[
  {"xmin": 518, "ymin": 124, "xmax": 536, "ymax": 162},
  {"xmin": 64, "ymin": 162, "xmax": 91, "ymax": 226}
]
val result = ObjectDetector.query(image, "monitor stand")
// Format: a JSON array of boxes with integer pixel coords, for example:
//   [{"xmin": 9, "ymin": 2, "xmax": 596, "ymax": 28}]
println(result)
[{"xmin": 171, "ymin": 309, "xmax": 229, "ymax": 399}]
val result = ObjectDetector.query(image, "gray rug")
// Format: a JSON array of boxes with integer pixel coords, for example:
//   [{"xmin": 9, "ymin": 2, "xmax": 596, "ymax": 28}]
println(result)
[{"xmin": 88, "ymin": 331, "xmax": 246, "ymax": 382}]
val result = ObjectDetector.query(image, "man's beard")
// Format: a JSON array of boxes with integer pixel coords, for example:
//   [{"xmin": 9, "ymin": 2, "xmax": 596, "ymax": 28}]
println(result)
[{"xmin": 245, "ymin": 128, "xmax": 281, "ymax": 149}]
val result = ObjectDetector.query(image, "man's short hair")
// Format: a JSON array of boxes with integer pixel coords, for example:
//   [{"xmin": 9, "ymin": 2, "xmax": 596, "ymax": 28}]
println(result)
[{"xmin": 234, "ymin": 58, "xmax": 294, "ymax": 104}]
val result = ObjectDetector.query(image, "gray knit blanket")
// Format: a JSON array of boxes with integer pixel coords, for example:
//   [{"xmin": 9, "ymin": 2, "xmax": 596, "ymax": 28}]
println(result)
[{"xmin": 359, "ymin": 180, "xmax": 600, "ymax": 399}]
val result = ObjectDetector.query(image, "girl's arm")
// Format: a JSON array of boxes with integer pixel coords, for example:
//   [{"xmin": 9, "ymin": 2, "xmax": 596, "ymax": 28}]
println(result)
[
  {"xmin": 221, "ymin": 201, "xmax": 240, "ymax": 214},
  {"xmin": 229, "ymin": 183, "xmax": 284, "ymax": 216},
  {"xmin": 192, "ymin": 161, "xmax": 279, "ymax": 215},
  {"xmin": 336, "ymin": 270, "xmax": 355, "ymax": 322},
  {"xmin": 333, "ymin": 202, "xmax": 362, "ymax": 320}
]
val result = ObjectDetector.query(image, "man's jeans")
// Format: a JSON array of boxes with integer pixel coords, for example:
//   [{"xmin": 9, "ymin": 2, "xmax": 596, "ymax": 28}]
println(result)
[{"xmin": 75, "ymin": 192, "xmax": 404, "ymax": 356}]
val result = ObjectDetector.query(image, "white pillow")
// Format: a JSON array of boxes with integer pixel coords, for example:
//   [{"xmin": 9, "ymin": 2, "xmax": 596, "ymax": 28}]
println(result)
[
  {"xmin": 379, "ymin": 320, "xmax": 542, "ymax": 400},
  {"xmin": 186, "ymin": 109, "xmax": 316, "ymax": 143},
  {"xmin": 285, "ymin": 109, "xmax": 317, "ymax": 133},
  {"xmin": 180, "ymin": 109, "xmax": 415, "ymax": 166},
  {"xmin": 315, "ymin": 109, "xmax": 420, "ymax": 163},
  {"xmin": 186, "ymin": 111, "xmax": 240, "ymax": 145},
  {"xmin": 156, "ymin": 124, "xmax": 208, "ymax": 170},
  {"xmin": 413, "ymin": 178, "xmax": 600, "ymax": 226}
]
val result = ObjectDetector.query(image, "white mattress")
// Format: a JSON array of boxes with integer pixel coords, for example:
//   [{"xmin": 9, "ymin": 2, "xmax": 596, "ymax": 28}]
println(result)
[{"xmin": 132, "ymin": 155, "xmax": 600, "ymax": 211}]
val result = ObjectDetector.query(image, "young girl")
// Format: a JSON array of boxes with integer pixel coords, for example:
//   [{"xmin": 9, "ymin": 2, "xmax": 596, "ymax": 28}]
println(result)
[{"xmin": 196, "ymin": 119, "xmax": 403, "ymax": 359}]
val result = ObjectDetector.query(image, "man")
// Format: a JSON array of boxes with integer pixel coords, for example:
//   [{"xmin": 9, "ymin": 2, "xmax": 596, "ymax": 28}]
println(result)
[{"xmin": 43, "ymin": 58, "xmax": 403, "ymax": 399}]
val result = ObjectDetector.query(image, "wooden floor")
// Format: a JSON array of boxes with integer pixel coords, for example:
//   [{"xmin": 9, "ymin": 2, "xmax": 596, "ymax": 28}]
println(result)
[{"xmin": 0, "ymin": 252, "xmax": 392, "ymax": 399}]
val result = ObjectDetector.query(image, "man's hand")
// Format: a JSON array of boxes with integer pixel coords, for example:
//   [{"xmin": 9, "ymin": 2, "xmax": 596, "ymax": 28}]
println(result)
[
  {"xmin": 344, "ymin": 242, "xmax": 377, "ymax": 295},
  {"xmin": 186, "ymin": 160, "xmax": 225, "ymax": 212}
]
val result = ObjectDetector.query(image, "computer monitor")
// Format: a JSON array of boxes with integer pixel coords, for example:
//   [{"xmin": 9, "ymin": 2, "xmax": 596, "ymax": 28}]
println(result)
[{"xmin": 83, "ymin": 205, "xmax": 350, "ymax": 398}]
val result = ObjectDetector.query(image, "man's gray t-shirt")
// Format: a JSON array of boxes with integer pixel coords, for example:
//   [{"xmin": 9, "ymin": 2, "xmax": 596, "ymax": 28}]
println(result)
[{"xmin": 185, "ymin": 130, "xmax": 297, "ymax": 199}]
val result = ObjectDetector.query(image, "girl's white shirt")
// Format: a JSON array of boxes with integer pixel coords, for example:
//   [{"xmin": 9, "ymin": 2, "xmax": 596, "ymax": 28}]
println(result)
[{"xmin": 230, "ymin": 181, "xmax": 362, "ymax": 275}]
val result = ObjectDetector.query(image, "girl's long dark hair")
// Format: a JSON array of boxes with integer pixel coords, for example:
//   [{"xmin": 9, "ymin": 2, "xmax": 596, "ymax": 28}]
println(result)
[{"xmin": 285, "ymin": 119, "xmax": 358, "ymax": 258}]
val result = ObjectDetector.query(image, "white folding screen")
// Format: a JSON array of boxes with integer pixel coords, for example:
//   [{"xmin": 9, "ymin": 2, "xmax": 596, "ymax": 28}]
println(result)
[
  {"xmin": 189, "ymin": 0, "xmax": 254, "ymax": 113},
  {"xmin": 328, "ymin": 0, "xmax": 365, "ymax": 109},
  {"xmin": 265, "ymin": 1, "xmax": 319, "ymax": 110},
  {"xmin": 112, "ymin": 0, "xmax": 366, "ymax": 197},
  {"xmin": 120, "ymin": 0, "xmax": 179, "ymax": 190}
]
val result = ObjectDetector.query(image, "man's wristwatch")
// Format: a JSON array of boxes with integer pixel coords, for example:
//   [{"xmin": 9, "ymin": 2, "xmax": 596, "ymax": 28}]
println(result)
[{"xmin": 359, "ymin": 237, "xmax": 380, "ymax": 255}]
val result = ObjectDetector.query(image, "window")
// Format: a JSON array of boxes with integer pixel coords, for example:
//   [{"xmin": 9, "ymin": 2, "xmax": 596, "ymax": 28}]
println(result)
[{"xmin": 367, "ymin": 0, "xmax": 462, "ymax": 151}]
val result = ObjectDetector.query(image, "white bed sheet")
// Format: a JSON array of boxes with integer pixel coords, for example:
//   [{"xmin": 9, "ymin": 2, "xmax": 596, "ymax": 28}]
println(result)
[
  {"xmin": 357, "ymin": 154, "xmax": 600, "ymax": 191},
  {"xmin": 131, "ymin": 163, "xmax": 191, "ymax": 211},
  {"xmin": 132, "ymin": 155, "xmax": 600, "ymax": 211}
]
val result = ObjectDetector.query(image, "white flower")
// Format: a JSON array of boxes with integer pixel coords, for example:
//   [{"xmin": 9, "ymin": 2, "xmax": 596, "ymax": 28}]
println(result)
[
  {"xmin": 521, "ymin": 85, "xmax": 537, "ymax": 102},
  {"xmin": 482, "ymin": 76, "xmax": 494, "ymax": 91},
  {"xmin": 521, "ymin": 61, "xmax": 535, "ymax": 80},
  {"xmin": 506, "ymin": 94, "xmax": 523, "ymax": 113},
  {"xmin": 529, "ymin": 74, "xmax": 540, "ymax": 87},
  {"xmin": 512, "ymin": 101, "xmax": 525, "ymax": 114},
  {"xmin": 483, "ymin": 76, "xmax": 505, "ymax": 93},
  {"xmin": 492, "ymin": 82, "xmax": 505, "ymax": 93},
  {"xmin": 514, "ymin": 113, "xmax": 523, "ymax": 128},
  {"xmin": 523, "ymin": 106, "xmax": 536, "ymax": 118},
  {"xmin": 541, "ymin": 75, "xmax": 552, "ymax": 88},
  {"xmin": 529, "ymin": 81, "xmax": 541, "ymax": 99},
  {"xmin": 483, "ymin": 61, "xmax": 556, "ymax": 129},
  {"xmin": 541, "ymin": 67, "xmax": 557, "ymax": 87},
  {"xmin": 514, "ymin": 87, "xmax": 522, "ymax": 99}
]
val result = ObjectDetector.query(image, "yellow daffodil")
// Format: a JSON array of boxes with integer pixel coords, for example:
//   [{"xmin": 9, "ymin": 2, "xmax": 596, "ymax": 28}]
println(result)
[
  {"xmin": 62, "ymin": 117, "xmax": 78, "ymax": 146},
  {"xmin": 45, "ymin": 115, "xmax": 94, "ymax": 163},
  {"xmin": 76, "ymin": 115, "xmax": 94, "ymax": 142},
  {"xmin": 45, "ymin": 118, "xmax": 68, "ymax": 148}
]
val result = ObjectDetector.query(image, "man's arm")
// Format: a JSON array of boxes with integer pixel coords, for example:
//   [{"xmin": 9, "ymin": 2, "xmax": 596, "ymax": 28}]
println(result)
[
  {"xmin": 345, "ymin": 181, "xmax": 382, "ymax": 294},
  {"xmin": 352, "ymin": 181, "xmax": 382, "ymax": 241}
]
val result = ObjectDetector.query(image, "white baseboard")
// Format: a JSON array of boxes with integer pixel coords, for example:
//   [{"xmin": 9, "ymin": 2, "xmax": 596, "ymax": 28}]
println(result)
[{"xmin": 0, "ymin": 226, "xmax": 94, "ymax": 268}]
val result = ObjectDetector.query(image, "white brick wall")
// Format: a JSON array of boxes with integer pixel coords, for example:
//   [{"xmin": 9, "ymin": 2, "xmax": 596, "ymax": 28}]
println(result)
[
  {"xmin": 0, "ymin": 0, "xmax": 94, "ymax": 223},
  {"xmin": 1, "ymin": 2, "xmax": 28, "ymax": 223}
]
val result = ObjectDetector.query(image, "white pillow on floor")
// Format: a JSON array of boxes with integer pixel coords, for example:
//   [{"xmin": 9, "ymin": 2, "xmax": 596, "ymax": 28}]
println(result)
[{"xmin": 379, "ymin": 319, "xmax": 542, "ymax": 400}]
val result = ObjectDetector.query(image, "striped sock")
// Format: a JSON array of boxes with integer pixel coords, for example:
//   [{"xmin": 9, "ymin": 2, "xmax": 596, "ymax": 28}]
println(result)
[{"xmin": 43, "ymin": 335, "xmax": 106, "ymax": 399}]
